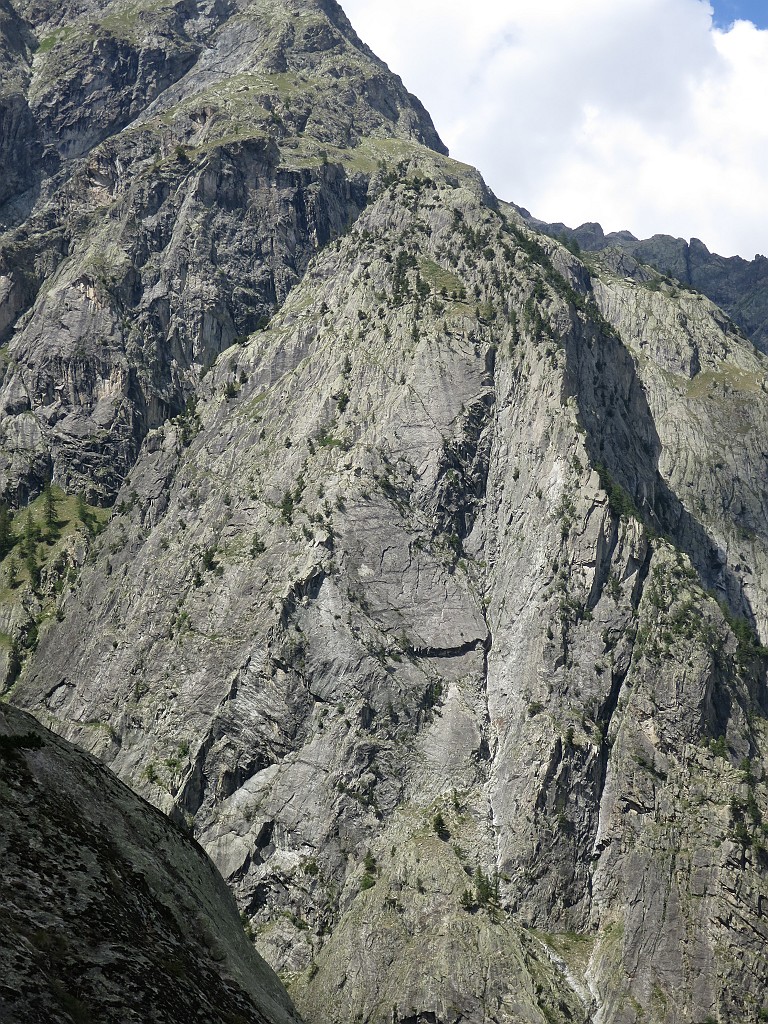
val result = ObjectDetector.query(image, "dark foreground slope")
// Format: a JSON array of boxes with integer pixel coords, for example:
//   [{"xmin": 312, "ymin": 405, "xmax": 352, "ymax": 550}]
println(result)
[{"xmin": 0, "ymin": 702, "xmax": 303, "ymax": 1024}]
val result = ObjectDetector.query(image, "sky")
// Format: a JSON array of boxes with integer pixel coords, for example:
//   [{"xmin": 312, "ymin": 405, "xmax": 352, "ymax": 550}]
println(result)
[
  {"xmin": 711, "ymin": 0, "xmax": 767, "ymax": 28},
  {"xmin": 341, "ymin": 0, "xmax": 768, "ymax": 259}
]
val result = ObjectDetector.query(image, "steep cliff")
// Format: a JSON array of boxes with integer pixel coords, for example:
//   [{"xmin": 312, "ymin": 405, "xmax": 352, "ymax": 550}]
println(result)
[
  {"xmin": 10, "ymin": 147, "xmax": 768, "ymax": 1024},
  {"xmin": 0, "ymin": 701, "xmax": 303, "ymax": 1024},
  {"xmin": 2, "ymin": 2, "xmax": 768, "ymax": 1024}
]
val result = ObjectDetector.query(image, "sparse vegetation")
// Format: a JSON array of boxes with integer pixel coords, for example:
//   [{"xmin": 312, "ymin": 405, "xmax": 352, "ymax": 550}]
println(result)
[
  {"xmin": 595, "ymin": 464, "xmax": 640, "ymax": 521},
  {"xmin": 432, "ymin": 813, "xmax": 448, "ymax": 840},
  {"xmin": 460, "ymin": 867, "xmax": 500, "ymax": 914}
]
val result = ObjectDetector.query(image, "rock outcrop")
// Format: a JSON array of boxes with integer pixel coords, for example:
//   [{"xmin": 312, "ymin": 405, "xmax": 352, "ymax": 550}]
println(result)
[
  {"xmin": 10, "ymin": 153, "xmax": 768, "ymax": 1024},
  {"xmin": 0, "ymin": 0, "xmax": 445, "ymax": 505},
  {"xmin": 529, "ymin": 215, "xmax": 768, "ymax": 354},
  {"xmin": 0, "ymin": 701, "xmax": 303, "ymax": 1024}
]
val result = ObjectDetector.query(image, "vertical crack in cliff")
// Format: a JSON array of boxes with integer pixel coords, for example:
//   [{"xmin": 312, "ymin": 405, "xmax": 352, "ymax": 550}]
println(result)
[
  {"xmin": 590, "ymin": 537, "xmax": 653, "ymax": 869},
  {"xmin": 534, "ymin": 937, "xmax": 596, "ymax": 1020}
]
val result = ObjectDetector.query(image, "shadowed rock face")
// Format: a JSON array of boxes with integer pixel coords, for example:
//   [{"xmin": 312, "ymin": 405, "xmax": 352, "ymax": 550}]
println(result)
[
  {"xmin": 0, "ymin": 702, "xmax": 303, "ymax": 1024},
  {"xmin": 2, "ymin": 4, "xmax": 768, "ymax": 1024},
  {"xmin": 0, "ymin": 0, "xmax": 37, "ymax": 208}
]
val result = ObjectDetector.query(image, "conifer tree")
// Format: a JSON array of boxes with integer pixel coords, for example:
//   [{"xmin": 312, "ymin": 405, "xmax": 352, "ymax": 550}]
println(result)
[
  {"xmin": 25, "ymin": 541, "xmax": 40, "ymax": 591},
  {"xmin": 474, "ymin": 866, "xmax": 492, "ymax": 906},
  {"xmin": 22, "ymin": 508, "xmax": 38, "ymax": 561},
  {"xmin": 76, "ymin": 491, "xmax": 88, "ymax": 523},
  {"xmin": 43, "ymin": 481, "xmax": 57, "ymax": 539},
  {"xmin": 0, "ymin": 503, "xmax": 12, "ymax": 560}
]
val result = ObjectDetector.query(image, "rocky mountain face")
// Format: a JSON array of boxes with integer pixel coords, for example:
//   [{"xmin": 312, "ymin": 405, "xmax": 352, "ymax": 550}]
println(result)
[
  {"xmin": 528, "ymin": 215, "xmax": 768, "ymax": 355},
  {"xmin": 2, "ymin": 3, "xmax": 768, "ymax": 1024},
  {"xmin": 0, "ymin": 0, "xmax": 443, "ymax": 505},
  {"xmin": 0, "ymin": 700, "xmax": 303, "ymax": 1024}
]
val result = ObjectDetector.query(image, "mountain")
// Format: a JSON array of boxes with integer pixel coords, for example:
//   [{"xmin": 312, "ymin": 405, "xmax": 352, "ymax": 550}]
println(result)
[
  {"xmin": 1, "ymin": 2, "xmax": 768, "ymax": 1024},
  {"xmin": 525, "ymin": 214, "xmax": 768, "ymax": 354},
  {"xmin": 0, "ymin": 0, "xmax": 444, "ymax": 506},
  {"xmin": 0, "ymin": 700, "xmax": 302, "ymax": 1024}
]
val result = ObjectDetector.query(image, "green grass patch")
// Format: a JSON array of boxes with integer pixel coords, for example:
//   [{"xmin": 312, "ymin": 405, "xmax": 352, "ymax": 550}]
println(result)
[
  {"xmin": 35, "ymin": 26, "xmax": 79, "ymax": 55},
  {"xmin": 0, "ymin": 486, "xmax": 108, "ymax": 598},
  {"xmin": 685, "ymin": 364, "xmax": 763, "ymax": 400},
  {"xmin": 419, "ymin": 257, "xmax": 465, "ymax": 296}
]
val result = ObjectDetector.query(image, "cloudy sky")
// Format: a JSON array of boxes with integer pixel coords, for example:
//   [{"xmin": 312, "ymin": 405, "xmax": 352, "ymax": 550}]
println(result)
[{"xmin": 342, "ymin": 0, "xmax": 767, "ymax": 259}]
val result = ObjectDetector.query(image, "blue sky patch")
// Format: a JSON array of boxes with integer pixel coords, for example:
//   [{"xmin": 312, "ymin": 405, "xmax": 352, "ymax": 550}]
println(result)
[{"xmin": 710, "ymin": 0, "xmax": 768, "ymax": 29}]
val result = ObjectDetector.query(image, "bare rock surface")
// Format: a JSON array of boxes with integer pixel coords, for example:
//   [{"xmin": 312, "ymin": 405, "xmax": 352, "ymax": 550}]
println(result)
[
  {"xmin": 11, "ymin": 157, "xmax": 768, "ymax": 1024},
  {"xmin": 0, "ymin": 0, "xmax": 444, "ymax": 504},
  {"xmin": 530, "ymin": 214, "xmax": 768, "ymax": 354}
]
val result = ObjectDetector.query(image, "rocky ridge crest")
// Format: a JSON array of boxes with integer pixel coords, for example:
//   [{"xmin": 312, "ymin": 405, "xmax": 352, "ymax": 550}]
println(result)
[{"xmin": 527, "ymin": 213, "xmax": 768, "ymax": 354}]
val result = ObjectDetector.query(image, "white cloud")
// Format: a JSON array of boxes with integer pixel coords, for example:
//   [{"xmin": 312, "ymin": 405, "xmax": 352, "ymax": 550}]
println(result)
[{"xmin": 341, "ymin": 0, "xmax": 768, "ymax": 258}]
